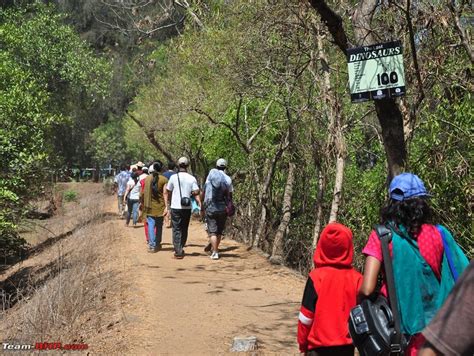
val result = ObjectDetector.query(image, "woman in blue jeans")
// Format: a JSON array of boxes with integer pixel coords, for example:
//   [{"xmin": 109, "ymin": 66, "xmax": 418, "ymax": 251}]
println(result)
[{"xmin": 123, "ymin": 172, "xmax": 141, "ymax": 226}]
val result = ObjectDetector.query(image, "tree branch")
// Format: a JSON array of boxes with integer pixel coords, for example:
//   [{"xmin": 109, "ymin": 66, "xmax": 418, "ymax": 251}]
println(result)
[
  {"xmin": 174, "ymin": 0, "xmax": 205, "ymax": 29},
  {"xmin": 307, "ymin": 0, "xmax": 349, "ymax": 53},
  {"xmin": 405, "ymin": 0, "xmax": 425, "ymax": 102},
  {"xmin": 447, "ymin": 0, "xmax": 474, "ymax": 64},
  {"xmin": 96, "ymin": 0, "xmax": 185, "ymax": 36},
  {"xmin": 247, "ymin": 100, "xmax": 273, "ymax": 149},
  {"xmin": 126, "ymin": 112, "xmax": 175, "ymax": 162},
  {"xmin": 193, "ymin": 108, "xmax": 250, "ymax": 154},
  {"xmin": 234, "ymin": 94, "xmax": 243, "ymax": 134}
]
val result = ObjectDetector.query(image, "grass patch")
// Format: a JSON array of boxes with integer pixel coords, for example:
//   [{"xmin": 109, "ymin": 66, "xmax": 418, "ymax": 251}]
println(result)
[{"xmin": 63, "ymin": 190, "xmax": 78, "ymax": 202}]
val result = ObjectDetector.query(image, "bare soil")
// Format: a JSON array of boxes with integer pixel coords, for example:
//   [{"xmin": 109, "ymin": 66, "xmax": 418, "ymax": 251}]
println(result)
[{"xmin": 113, "ymin": 197, "xmax": 305, "ymax": 355}]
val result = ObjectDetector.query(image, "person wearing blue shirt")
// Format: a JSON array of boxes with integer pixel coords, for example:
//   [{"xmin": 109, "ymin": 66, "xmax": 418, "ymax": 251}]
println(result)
[{"xmin": 114, "ymin": 164, "xmax": 131, "ymax": 217}]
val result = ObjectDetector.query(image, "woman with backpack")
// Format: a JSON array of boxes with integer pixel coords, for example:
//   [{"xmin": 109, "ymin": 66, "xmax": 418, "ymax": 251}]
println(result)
[
  {"xmin": 359, "ymin": 173, "xmax": 469, "ymax": 355},
  {"xmin": 140, "ymin": 161, "xmax": 168, "ymax": 252},
  {"xmin": 202, "ymin": 159, "xmax": 233, "ymax": 260}
]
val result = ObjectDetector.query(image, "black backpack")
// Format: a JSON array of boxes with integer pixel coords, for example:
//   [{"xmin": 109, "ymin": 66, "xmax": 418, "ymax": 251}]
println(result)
[{"xmin": 348, "ymin": 225, "xmax": 408, "ymax": 356}]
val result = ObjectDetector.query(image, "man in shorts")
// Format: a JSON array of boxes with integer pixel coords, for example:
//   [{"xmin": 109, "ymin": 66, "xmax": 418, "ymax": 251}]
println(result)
[{"xmin": 202, "ymin": 159, "xmax": 233, "ymax": 260}]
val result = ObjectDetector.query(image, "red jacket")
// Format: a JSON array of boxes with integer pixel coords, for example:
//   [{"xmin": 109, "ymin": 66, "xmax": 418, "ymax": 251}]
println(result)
[{"xmin": 297, "ymin": 223, "xmax": 362, "ymax": 352}]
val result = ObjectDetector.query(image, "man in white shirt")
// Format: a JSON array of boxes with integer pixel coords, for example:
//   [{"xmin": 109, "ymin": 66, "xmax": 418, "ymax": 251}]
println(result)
[{"xmin": 166, "ymin": 157, "xmax": 202, "ymax": 259}]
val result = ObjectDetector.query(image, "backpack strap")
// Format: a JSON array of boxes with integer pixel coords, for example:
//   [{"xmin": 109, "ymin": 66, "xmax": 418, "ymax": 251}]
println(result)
[
  {"xmin": 436, "ymin": 225, "xmax": 459, "ymax": 281},
  {"xmin": 177, "ymin": 172, "xmax": 183, "ymax": 200},
  {"xmin": 374, "ymin": 224, "xmax": 403, "ymax": 355}
]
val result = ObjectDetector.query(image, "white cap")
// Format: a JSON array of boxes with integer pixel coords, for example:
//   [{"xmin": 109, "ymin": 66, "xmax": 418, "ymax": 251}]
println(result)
[
  {"xmin": 178, "ymin": 157, "xmax": 189, "ymax": 166},
  {"xmin": 216, "ymin": 158, "xmax": 227, "ymax": 168},
  {"xmin": 136, "ymin": 161, "xmax": 144, "ymax": 168}
]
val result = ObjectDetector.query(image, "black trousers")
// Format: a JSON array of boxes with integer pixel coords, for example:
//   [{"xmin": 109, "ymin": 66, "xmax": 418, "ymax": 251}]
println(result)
[
  {"xmin": 171, "ymin": 209, "xmax": 191, "ymax": 255},
  {"xmin": 306, "ymin": 345, "xmax": 354, "ymax": 356}
]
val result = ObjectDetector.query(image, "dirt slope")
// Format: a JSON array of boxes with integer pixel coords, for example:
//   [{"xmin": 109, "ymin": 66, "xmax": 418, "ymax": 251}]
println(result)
[{"xmin": 113, "ymin": 201, "xmax": 305, "ymax": 355}]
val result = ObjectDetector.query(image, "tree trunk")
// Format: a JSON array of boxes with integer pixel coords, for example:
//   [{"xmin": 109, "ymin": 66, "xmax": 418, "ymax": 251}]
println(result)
[
  {"xmin": 312, "ymin": 168, "xmax": 325, "ymax": 250},
  {"xmin": 308, "ymin": 0, "xmax": 407, "ymax": 180},
  {"xmin": 353, "ymin": 0, "xmax": 406, "ymax": 179},
  {"xmin": 316, "ymin": 26, "xmax": 346, "ymax": 224},
  {"xmin": 93, "ymin": 162, "xmax": 100, "ymax": 183},
  {"xmin": 252, "ymin": 130, "xmax": 290, "ymax": 249},
  {"xmin": 328, "ymin": 147, "xmax": 345, "ymax": 222},
  {"xmin": 253, "ymin": 203, "xmax": 268, "ymax": 249},
  {"xmin": 373, "ymin": 99, "xmax": 406, "ymax": 179},
  {"xmin": 269, "ymin": 161, "xmax": 296, "ymax": 264}
]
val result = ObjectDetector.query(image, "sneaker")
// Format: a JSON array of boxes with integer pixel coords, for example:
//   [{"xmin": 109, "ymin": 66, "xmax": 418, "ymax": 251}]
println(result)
[
  {"xmin": 147, "ymin": 247, "xmax": 156, "ymax": 253},
  {"xmin": 204, "ymin": 243, "xmax": 212, "ymax": 253},
  {"xmin": 210, "ymin": 252, "xmax": 219, "ymax": 260}
]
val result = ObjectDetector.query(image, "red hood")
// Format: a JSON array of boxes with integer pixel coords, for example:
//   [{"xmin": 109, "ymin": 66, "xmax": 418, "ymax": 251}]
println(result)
[{"xmin": 314, "ymin": 223, "xmax": 354, "ymax": 268}]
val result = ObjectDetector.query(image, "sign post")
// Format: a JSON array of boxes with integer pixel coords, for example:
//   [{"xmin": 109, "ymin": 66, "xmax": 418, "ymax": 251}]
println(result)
[{"xmin": 347, "ymin": 41, "xmax": 406, "ymax": 103}]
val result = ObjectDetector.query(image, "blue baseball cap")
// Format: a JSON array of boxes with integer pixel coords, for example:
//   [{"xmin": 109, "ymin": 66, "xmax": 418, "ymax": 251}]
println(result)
[{"xmin": 389, "ymin": 173, "xmax": 430, "ymax": 201}]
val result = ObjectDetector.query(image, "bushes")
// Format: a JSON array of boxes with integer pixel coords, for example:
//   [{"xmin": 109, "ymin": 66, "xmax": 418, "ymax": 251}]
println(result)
[{"xmin": 63, "ymin": 190, "xmax": 78, "ymax": 203}]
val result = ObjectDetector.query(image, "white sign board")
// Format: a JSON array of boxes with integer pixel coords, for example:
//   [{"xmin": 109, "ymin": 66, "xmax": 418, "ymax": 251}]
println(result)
[{"xmin": 347, "ymin": 41, "xmax": 406, "ymax": 102}]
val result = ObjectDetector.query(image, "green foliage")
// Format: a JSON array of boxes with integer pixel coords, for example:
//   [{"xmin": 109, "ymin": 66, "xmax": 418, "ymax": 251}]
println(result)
[
  {"xmin": 0, "ymin": 48, "xmax": 55, "ymax": 257},
  {"xmin": 0, "ymin": 6, "xmax": 109, "ymax": 99},
  {"xmin": 409, "ymin": 93, "xmax": 473, "ymax": 254},
  {"xmin": 0, "ymin": 3, "xmax": 111, "ymax": 258},
  {"xmin": 87, "ymin": 119, "xmax": 128, "ymax": 167},
  {"xmin": 124, "ymin": 0, "xmax": 473, "ymax": 272},
  {"xmin": 63, "ymin": 190, "xmax": 78, "ymax": 203},
  {"xmin": 87, "ymin": 116, "xmax": 159, "ymax": 168}
]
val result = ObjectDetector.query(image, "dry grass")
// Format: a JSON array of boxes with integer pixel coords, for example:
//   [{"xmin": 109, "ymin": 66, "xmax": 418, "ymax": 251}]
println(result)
[{"xmin": 0, "ymin": 192, "xmax": 124, "ymax": 351}]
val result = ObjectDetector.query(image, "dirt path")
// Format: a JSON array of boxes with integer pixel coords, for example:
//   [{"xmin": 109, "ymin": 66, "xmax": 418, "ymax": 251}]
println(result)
[{"xmin": 113, "ymin": 200, "xmax": 305, "ymax": 355}]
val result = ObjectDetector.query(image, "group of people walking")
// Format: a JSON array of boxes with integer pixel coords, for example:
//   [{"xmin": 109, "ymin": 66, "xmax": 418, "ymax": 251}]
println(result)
[
  {"xmin": 117, "ymin": 165, "xmax": 471, "ymax": 355},
  {"xmin": 114, "ymin": 157, "xmax": 233, "ymax": 260}
]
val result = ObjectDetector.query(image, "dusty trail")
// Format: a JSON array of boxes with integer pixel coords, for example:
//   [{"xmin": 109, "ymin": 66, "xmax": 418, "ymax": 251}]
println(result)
[{"xmin": 113, "ymin": 198, "xmax": 305, "ymax": 355}]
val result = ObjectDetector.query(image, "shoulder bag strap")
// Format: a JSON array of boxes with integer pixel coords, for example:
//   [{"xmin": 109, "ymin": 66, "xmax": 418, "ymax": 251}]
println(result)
[
  {"xmin": 220, "ymin": 172, "xmax": 231, "ymax": 201},
  {"xmin": 177, "ymin": 172, "xmax": 183, "ymax": 200},
  {"xmin": 374, "ymin": 224, "xmax": 403, "ymax": 354},
  {"xmin": 436, "ymin": 225, "xmax": 459, "ymax": 281},
  {"xmin": 126, "ymin": 179, "xmax": 136, "ymax": 198}
]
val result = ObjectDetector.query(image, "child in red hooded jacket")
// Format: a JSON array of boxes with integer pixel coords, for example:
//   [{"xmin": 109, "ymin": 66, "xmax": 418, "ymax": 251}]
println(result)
[{"xmin": 297, "ymin": 223, "xmax": 362, "ymax": 355}]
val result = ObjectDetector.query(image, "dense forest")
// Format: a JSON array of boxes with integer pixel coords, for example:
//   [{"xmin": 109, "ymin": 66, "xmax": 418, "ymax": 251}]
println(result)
[{"xmin": 1, "ymin": 0, "xmax": 472, "ymax": 272}]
